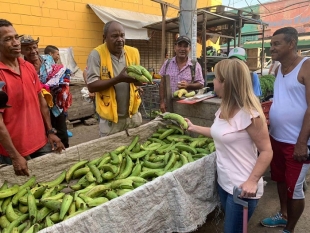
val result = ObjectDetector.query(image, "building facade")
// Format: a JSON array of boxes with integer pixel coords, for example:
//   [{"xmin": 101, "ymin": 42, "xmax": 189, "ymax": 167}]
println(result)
[{"xmin": 1, "ymin": 0, "xmax": 221, "ymax": 72}]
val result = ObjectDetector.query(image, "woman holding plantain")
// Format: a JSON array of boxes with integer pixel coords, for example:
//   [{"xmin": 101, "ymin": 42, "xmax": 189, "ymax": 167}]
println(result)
[{"xmin": 185, "ymin": 59, "xmax": 273, "ymax": 233}]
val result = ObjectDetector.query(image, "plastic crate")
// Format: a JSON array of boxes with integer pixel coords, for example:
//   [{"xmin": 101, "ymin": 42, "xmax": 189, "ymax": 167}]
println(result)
[
  {"xmin": 261, "ymin": 101, "xmax": 272, "ymax": 125},
  {"xmin": 139, "ymin": 82, "xmax": 160, "ymax": 119}
]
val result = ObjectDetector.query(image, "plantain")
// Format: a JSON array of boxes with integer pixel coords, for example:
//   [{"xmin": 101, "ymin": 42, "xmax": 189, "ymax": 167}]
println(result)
[
  {"xmin": 65, "ymin": 160, "xmax": 89, "ymax": 183},
  {"xmin": 49, "ymin": 212, "xmax": 60, "ymax": 223},
  {"xmin": 105, "ymin": 190, "xmax": 118, "ymax": 200},
  {"xmin": 117, "ymin": 155, "xmax": 133, "ymax": 179},
  {"xmin": 5, "ymin": 202, "xmax": 20, "ymax": 222},
  {"xmin": 162, "ymin": 112, "xmax": 188, "ymax": 130},
  {"xmin": 41, "ymin": 192, "xmax": 65, "ymax": 201},
  {"xmin": 0, "ymin": 180, "xmax": 9, "ymax": 213},
  {"xmin": 45, "ymin": 215, "xmax": 54, "ymax": 228},
  {"xmin": 11, "ymin": 187, "xmax": 28, "ymax": 206},
  {"xmin": 72, "ymin": 167, "xmax": 90, "ymax": 179},
  {"xmin": 87, "ymin": 197, "xmax": 109, "ymax": 208},
  {"xmin": 127, "ymin": 65, "xmax": 142, "ymax": 75},
  {"xmin": 185, "ymin": 91, "xmax": 195, "ymax": 98},
  {"xmin": 68, "ymin": 200, "xmax": 76, "ymax": 216},
  {"xmin": 36, "ymin": 206, "xmax": 53, "ymax": 223},
  {"xmin": 39, "ymin": 170, "xmax": 66, "ymax": 188},
  {"xmin": 40, "ymin": 199, "xmax": 62, "ymax": 212},
  {"xmin": 128, "ymin": 72, "xmax": 150, "ymax": 83},
  {"xmin": 85, "ymin": 185, "xmax": 110, "ymax": 198},
  {"xmin": 88, "ymin": 164, "xmax": 103, "ymax": 184},
  {"xmin": 27, "ymin": 189, "xmax": 37, "ymax": 224},
  {"xmin": 4, "ymin": 213, "xmax": 28, "ymax": 233},
  {"xmin": 19, "ymin": 176, "xmax": 36, "ymax": 191},
  {"xmin": 177, "ymin": 88, "xmax": 188, "ymax": 98},
  {"xmin": 0, "ymin": 184, "xmax": 19, "ymax": 199},
  {"xmin": 59, "ymin": 194, "xmax": 73, "ymax": 220},
  {"xmin": 0, "ymin": 214, "xmax": 10, "ymax": 229}
]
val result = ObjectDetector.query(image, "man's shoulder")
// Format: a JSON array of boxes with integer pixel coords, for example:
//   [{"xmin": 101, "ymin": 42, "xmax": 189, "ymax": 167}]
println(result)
[{"xmin": 124, "ymin": 45, "xmax": 139, "ymax": 54}]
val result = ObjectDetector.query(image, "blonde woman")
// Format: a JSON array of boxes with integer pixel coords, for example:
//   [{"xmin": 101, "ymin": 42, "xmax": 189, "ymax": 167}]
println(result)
[{"xmin": 186, "ymin": 59, "xmax": 273, "ymax": 233}]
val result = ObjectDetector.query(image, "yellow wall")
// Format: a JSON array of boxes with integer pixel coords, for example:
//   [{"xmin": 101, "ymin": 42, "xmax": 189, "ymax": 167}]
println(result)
[{"xmin": 2, "ymin": 0, "xmax": 221, "ymax": 69}]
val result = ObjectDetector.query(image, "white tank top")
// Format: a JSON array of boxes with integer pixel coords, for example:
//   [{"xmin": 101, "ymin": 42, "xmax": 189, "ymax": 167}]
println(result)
[{"xmin": 269, "ymin": 57, "xmax": 310, "ymax": 145}]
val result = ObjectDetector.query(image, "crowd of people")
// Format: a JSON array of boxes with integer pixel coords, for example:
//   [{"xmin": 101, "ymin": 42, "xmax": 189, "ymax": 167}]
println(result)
[{"xmin": 0, "ymin": 16, "xmax": 309, "ymax": 233}]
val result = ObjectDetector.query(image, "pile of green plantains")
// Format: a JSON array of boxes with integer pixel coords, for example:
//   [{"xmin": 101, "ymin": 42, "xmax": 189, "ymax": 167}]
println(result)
[{"xmin": 0, "ymin": 122, "xmax": 215, "ymax": 233}]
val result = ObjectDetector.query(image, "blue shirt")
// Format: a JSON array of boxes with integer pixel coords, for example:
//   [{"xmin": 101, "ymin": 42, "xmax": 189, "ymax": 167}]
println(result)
[{"xmin": 251, "ymin": 72, "xmax": 262, "ymax": 97}]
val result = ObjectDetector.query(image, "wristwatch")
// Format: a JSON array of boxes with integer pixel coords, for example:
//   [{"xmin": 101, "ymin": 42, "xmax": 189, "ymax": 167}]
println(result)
[{"xmin": 47, "ymin": 128, "xmax": 57, "ymax": 135}]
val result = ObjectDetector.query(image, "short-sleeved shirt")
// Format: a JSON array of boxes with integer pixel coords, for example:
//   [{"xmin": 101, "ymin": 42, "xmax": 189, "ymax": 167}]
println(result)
[
  {"xmin": 86, "ymin": 49, "xmax": 130, "ymax": 117},
  {"xmin": 159, "ymin": 57, "xmax": 205, "ymax": 93},
  {"xmin": 0, "ymin": 58, "xmax": 47, "ymax": 156},
  {"xmin": 210, "ymin": 108, "xmax": 263, "ymax": 199}
]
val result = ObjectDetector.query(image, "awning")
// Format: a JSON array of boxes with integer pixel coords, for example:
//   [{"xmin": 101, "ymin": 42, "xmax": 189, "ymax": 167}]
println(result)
[
  {"xmin": 244, "ymin": 36, "xmax": 310, "ymax": 49},
  {"xmin": 88, "ymin": 4, "xmax": 163, "ymax": 40}
]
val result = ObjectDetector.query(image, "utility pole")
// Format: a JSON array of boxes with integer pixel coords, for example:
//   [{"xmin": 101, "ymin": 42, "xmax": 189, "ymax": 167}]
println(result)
[{"xmin": 179, "ymin": 0, "xmax": 198, "ymax": 60}]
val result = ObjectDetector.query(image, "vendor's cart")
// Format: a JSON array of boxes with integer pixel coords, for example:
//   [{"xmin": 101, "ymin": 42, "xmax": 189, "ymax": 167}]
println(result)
[{"xmin": 0, "ymin": 119, "xmax": 218, "ymax": 233}]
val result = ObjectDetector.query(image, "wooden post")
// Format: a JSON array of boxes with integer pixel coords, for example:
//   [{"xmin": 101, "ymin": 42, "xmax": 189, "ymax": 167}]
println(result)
[
  {"xmin": 160, "ymin": 3, "xmax": 168, "ymax": 64},
  {"xmin": 238, "ymin": 10, "xmax": 242, "ymax": 47},
  {"xmin": 161, "ymin": 75, "xmax": 173, "ymax": 112}
]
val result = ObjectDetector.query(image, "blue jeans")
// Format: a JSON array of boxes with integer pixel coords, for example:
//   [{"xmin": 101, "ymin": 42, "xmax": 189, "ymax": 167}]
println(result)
[{"xmin": 217, "ymin": 183, "xmax": 259, "ymax": 233}]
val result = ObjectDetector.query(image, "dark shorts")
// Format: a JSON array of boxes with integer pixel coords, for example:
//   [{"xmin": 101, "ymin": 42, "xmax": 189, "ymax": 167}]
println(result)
[
  {"xmin": 270, "ymin": 136, "xmax": 310, "ymax": 199},
  {"xmin": 51, "ymin": 111, "xmax": 69, "ymax": 148},
  {"xmin": 0, "ymin": 142, "xmax": 52, "ymax": 165}
]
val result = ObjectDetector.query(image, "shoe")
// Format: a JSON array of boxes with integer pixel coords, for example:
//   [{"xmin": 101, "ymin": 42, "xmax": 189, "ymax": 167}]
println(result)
[
  {"xmin": 261, "ymin": 212, "xmax": 287, "ymax": 227},
  {"xmin": 281, "ymin": 230, "xmax": 291, "ymax": 233},
  {"xmin": 67, "ymin": 130, "xmax": 73, "ymax": 137}
]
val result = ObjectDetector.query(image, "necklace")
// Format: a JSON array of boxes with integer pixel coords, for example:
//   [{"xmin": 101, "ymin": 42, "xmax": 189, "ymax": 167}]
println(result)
[{"xmin": 282, "ymin": 56, "xmax": 299, "ymax": 77}]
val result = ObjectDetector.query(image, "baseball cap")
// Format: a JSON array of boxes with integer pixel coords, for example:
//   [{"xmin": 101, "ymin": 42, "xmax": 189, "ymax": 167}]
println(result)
[
  {"xmin": 20, "ymin": 35, "xmax": 40, "ymax": 45},
  {"xmin": 175, "ymin": 35, "xmax": 191, "ymax": 45},
  {"xmin": 0, "ymin": 82, "xmax": 11, "ymax": 109},
  {"xmin": 228, "ymin": 47, "xmax": 247, "ymax": 61}
]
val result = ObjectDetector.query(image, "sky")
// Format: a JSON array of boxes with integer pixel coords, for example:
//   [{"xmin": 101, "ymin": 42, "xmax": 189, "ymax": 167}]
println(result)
[{"xmin": 221, "ymin": 0, "xmax": 273, "ymax": 9}]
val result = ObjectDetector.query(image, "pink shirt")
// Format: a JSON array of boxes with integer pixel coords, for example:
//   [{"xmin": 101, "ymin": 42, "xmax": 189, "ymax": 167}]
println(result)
[
  {"xmin": 210, "ymin": 108, "xmax": 263, "ymax": 199},
  {"xmin": 159, "ymin": 57, "xmax": 204, "ymax": 93}
]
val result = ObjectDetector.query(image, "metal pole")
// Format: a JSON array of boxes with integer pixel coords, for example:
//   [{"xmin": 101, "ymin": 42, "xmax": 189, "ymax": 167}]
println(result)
[
  {"xmin": 179, "ymin": 0, "xmax": 197, "ymax": 60},
  {"xmin": 238, "ymin": 10, "xmax": 242, "ymax": 47},
  {"xmin": 261, "ymin": 25, "xmax": 265, "ymax": 76},
  {"xmin": 202, "ymin": 12, "xmax": 207, "ymax": 78}
]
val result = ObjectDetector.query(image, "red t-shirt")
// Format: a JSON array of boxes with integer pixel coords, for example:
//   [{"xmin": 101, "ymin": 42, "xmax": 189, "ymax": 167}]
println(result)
[{"xmin": 0, "ymin": 57, "xmax": 47, "ymax": 156}]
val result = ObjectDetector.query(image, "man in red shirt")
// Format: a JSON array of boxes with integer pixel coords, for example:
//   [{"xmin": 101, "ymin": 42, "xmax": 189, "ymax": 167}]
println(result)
[{"xmin": 0, "ymin": 19, "xmax": 64, "ymax": 176}]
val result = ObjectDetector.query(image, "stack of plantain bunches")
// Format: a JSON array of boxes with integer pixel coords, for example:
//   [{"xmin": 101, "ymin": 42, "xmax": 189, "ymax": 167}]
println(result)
[
  {"xmin": 0, "ymin": 120, "xmax": 215, "ymax": 232},
  {"xmin": 127, "ymin": 65, "xmax": 153, "ymax": 84}
]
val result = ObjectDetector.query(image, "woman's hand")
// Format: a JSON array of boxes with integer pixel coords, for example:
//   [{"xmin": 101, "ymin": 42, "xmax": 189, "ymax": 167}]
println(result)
[
  {"xmin": 239, "ymin": 180, "xmax": 258, "ymax": 198},
  {"xmin": 184, "ymin": 118, "xmax": 195, "ymax": 131}
]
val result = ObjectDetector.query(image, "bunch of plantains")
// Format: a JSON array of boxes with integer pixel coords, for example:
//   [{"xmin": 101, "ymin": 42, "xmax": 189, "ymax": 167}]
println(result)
[
  {"xmin": 173, "ymin": 89, "xmax": 195, "ymax": 98},
  {"xmin": 127, "ymin": 65, "xmax": 153, "ymax": 84},
  {"xmin": 0, "ymin": 124, "xmax": 215, "ymax": 233}
]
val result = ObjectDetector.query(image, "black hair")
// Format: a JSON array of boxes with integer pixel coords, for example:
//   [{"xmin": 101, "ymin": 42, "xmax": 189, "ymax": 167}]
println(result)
[
  {"xmin": 0, "ymin": 19, "xmax": 12, "ymax": 28},
  {"xmin": 273, "ymin": 27, "xmax": 298, "ymax": 49},
  {"xmin": 44, "ymin": 45, "xmax": 59, "ymax": 54},
  {"xmin": 103, "ymin": 21, "xmax": 121, "ymax": 37}
]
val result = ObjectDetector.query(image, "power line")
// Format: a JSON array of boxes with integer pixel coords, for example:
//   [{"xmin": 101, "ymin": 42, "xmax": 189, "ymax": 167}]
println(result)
[
  {"xmin": 260, "ymin": 0, "xmax": 310, "ymax": 15},
  {"xmin": 256, "ymin": 0, "xmax": 271, "ymax": 12}
]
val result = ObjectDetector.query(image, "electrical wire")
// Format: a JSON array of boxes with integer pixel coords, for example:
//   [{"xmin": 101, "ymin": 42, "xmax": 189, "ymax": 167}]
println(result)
[
  {"xmin": 261, "ymin": 3, "xmax": 310, "ymax": 17},
  {"xmin": 257, "ymin": 0, "xmax": 271, "ymax": 12},
  {"xmin": 260, "ymin": 0, "xmax": 310, "ymax": 15}
]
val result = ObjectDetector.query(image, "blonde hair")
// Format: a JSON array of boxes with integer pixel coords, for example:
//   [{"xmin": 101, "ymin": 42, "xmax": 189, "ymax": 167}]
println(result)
[{"xmin": 214, "ymin": 59, "xmax": 266, "ymax": 123}]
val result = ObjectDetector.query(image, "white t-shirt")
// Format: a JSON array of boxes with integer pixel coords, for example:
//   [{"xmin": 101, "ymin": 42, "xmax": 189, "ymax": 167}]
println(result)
[{"xmin": 210, "ymin": 108, "xmax": 264, "ymax": 199}]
